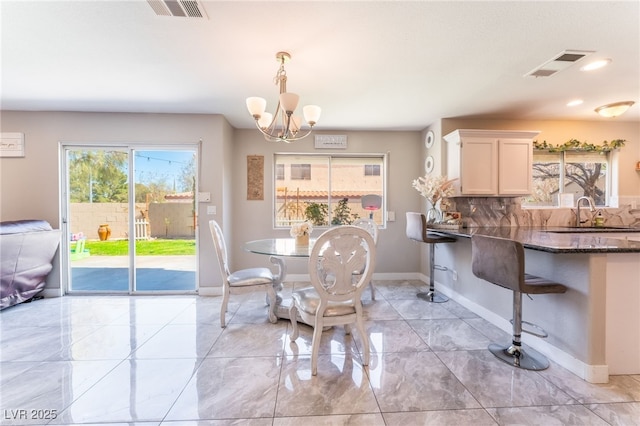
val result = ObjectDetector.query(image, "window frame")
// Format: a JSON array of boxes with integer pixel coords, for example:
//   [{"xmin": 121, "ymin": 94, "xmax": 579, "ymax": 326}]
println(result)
[
  {"xmin": 273, "ymin": 152, "xmax": 388, "ymax": 228},
  {"xmin": 525, "ymin": 149, "xmax": 614, "ymax": 208}
]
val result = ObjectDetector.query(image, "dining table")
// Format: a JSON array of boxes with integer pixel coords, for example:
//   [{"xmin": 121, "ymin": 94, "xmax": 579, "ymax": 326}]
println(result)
[{"xmin": 243, "ymin": 237, "xmax": 316, "ymax": 322}]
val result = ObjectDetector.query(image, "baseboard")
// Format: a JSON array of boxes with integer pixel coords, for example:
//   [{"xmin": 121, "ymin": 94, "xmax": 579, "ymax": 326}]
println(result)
[
  {"xmin": 436, "ymin": 281, "xmax": 609, "ymax": 384},
  {"xmin": 283, "ymin": 272, "xmax": 422, "ymax": 283},
  {"xmin": 41, "ymin": 288, "xmax": 63, "ymax": 298},
  {"xmin": 198, "ymin": 286, "xmax": 222, "ymax": 297}
]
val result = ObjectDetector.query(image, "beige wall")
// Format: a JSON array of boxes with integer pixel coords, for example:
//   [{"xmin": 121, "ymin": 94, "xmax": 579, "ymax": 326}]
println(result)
[
  {"xmin": 0, "ymin": 111, "xmax": 229, "ymax": 292},
  {"xmin": 0, "ymin": 111, "xmax": 638, "ymax": 291},
  {"xmin": 231, "ymin": 129, "xmax": 423, "ymax": 276}
]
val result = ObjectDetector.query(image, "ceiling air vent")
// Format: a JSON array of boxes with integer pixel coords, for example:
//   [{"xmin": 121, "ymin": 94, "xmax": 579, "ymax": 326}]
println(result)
[
  {"xmin": 524, "ymin": 50, "xmax": 594, "ymax": 78},
  {"xmin": 147, "ymin": 0, "xmax": 208, "ymax": 19}
]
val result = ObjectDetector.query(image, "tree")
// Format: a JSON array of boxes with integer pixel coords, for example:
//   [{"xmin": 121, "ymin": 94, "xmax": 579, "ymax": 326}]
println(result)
[
  {"xmin": 178, "ymin": 153, "xmax": 196, "ymax": 193},
  {"xmin": 305, "ymin": 202, "xmax": 329, "ymax": 226},
  {"xmin": 532, "ymin": 161, "xmax": 606, "ymax": 205},
  {"xmin": 566, "ymin": 163, "xmax": 605, "ymax": 204},
  {"xmin": 134, "ymin": 181, "xmax": 173, "ymax": 203},
  {"xmin": 69, "ymin": 151, "xmax": 128, "ymax": 202},
  {"xmin": 331, "ymin": 198, "xmax": 359, "ymax": 225}
]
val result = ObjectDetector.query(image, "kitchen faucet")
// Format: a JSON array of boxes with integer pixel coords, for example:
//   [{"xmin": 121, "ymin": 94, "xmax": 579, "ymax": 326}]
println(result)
[{"xmin": 576, "ymin": 196, "xmax": 595, "ymax": 227}]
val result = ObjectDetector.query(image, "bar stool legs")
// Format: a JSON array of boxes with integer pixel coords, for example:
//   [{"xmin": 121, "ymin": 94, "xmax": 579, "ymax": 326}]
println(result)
[
  {"xmin": 488, "ymin": 290, "xmax": 549, "ymax": 370},
  {"xmin": 417, "ymin": 243, "xmax": 448, "ymax": 303}
]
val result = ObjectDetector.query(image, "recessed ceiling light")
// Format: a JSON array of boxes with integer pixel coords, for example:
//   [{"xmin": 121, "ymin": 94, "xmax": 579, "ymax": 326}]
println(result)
[
  {"xmin": 580, "ymin": 58, "xmax": 612, "ymax": 71},
  {"xmin": 567, "ymin": 99, "xmax": 584, "ymax": 107}
]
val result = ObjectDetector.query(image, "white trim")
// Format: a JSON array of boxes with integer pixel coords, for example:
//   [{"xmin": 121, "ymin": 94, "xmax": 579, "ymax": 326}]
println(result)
[
  {"xmin": 199, "ymin": 286, "xmax": 222, "ymax": 297},
  {"xmin": 283, "ymin": 272, "xmax": 421, "ymax": 283},
  {"xmin": 41, "ymin": 288, "xmax": 64, "ymax": 298},
  {"xmin": 435, "ymin": 280, "xmax": 609, "ymax": 383}
]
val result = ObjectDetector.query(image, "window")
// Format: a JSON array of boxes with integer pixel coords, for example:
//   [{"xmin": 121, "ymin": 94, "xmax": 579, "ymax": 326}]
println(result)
[
  {"xmin": 364, "ymin": 164, "xmax": 380, "ymax": 176},
  {"xmin": 275, "ymin": 164, "xmax": 284, "ymax": 180},
  {"xmin": 524, "ymin": 151, "xmax": 610, "ymax": 207},
  {"xmin": 290, "ymin": 164, "xmax": 311, "ymax": 180},
  {"xmin": 274, "ymin": 154, "xmax": 386, "ymax": 227}
]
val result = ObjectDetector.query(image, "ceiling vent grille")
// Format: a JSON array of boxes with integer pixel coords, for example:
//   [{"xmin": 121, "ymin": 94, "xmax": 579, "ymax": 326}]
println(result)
[
  {"xmin": 147, "ymin": 0, "xmax": 208, "ymax": 19},
  {"xmin": 525, "ymin": 50, "xmax": 594, "ymax": 78}
]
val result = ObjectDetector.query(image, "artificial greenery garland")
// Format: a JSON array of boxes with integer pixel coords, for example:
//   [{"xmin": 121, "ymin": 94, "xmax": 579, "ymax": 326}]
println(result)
[{"xmin": 533, "ymin": 139, "xmax": 625, "ymax": 153}]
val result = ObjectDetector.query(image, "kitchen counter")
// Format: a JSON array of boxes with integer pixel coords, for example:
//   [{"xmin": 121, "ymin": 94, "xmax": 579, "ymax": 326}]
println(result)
[
  {"xmin": 420, "ymin": 225, "xmax": 640, "ymax": 383},
  {"xmin": 428, "ymin": 226, "xmax": 640, "ymax": 253}
]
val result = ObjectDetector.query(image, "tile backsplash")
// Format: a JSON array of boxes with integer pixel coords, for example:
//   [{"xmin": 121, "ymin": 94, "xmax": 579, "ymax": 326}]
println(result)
[{"xmin": 448, "ymin": 197, "xmax": 640, "ymax": 228}]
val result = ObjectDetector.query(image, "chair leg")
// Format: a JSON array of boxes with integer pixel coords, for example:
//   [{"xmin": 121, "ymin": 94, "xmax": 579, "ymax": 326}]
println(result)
[
  {"xmin": 369, "ymin": 282, "xmax": 376, "ymax": 300},
  {"xmin": 355, "ymin": 308, "xmax": 370, "ymax": 367},
  {"xmin": 488, "ymin": 291, "xmax": 550, "ymax": 370},
  {"xmin": 288, "ymin": 303, "xmax": 299, "ymax": 341},
  {"xmin": 220, "ymin": 287, "xmax": 230, "ymax": 328},
  {"xmin": 311, "ymin": 316, "xmax": 324, "ymax": 376},
  {"xmin": 417, "ymin": 243, "xmax": 448, "ymax": 303}
]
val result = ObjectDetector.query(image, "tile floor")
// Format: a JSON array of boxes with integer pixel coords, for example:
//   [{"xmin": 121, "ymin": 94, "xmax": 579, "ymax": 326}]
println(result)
[{"xmin": 1, "ymin": 280, "xmax": 640, "ymax": 425}]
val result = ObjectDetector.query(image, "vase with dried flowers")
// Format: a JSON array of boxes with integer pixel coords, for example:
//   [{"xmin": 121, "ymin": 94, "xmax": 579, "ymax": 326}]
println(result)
[
  {"xmin": 411, "ymin": 175, "xmax": 457, "ymax": 223},
  {"xmin": 290, "ymin": 220, "xmax": 313, "ymax": 247}
]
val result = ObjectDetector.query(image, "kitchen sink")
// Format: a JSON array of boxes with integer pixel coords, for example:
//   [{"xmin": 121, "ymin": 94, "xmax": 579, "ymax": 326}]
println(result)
[{"xmin": 545, "ymin": 226, "xmax": 640, "ymax": 233}]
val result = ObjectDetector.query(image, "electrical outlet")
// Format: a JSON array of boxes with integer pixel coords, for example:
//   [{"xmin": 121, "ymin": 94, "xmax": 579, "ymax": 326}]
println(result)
[{"xmin": 452, "ymin": 270, "xmax": 458, "ymax": 281}]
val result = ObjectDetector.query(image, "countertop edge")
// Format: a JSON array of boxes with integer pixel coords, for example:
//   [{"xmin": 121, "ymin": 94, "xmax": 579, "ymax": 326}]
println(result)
[{"xmin": 428, "ymin": 227, "xmax": 640, "ymax": 254}]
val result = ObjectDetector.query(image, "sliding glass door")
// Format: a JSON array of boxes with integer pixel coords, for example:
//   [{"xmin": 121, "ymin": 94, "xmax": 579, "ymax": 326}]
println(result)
[{"xmin": 61, "ymin": 144, "xmax": 198, "ymax": 294}]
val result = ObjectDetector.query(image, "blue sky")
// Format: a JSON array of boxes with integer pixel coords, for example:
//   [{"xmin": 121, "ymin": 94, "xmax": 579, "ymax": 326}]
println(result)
[{"xmin": 135, "ymin": 150, "xmax": 195, "ymax": 191}]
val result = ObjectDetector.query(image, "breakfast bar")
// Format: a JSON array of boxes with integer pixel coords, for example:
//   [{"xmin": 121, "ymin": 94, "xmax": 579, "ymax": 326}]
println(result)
[{"xmin": 428, "ymin": 226, "xmax": 640, "ymax": 383}]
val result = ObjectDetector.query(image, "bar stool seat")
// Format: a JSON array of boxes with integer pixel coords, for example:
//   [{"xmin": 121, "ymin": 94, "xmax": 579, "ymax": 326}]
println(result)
[
  {"xmin": 471, "ymin": 234, "xmax": 567, "ymax": 370},
  {"xmin": 406, "ymin": 212, "xmax": 456, "ymax": 303}
]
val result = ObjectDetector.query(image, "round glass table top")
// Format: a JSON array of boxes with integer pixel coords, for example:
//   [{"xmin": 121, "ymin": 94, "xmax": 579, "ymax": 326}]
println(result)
[{"xmin": 243, "ymin": 238, "xmax": 316, "ymax": 257}]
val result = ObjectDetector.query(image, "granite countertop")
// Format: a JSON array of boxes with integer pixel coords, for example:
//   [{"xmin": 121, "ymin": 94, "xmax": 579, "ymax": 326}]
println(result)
[{"xmin": 429, "ymin": 226, "xmax": 640, "ymax": 254}]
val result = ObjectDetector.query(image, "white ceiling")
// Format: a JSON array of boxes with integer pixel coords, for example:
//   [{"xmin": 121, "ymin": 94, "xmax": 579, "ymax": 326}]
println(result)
[{"xmin": 2, "ymin": 1, "xmax": 639, "ymax": 131}]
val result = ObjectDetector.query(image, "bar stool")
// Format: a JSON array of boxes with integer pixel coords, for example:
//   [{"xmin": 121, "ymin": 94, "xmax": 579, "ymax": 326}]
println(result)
[
  {"xmin": 405, "ymin": 212, "xmax": 456, "ymax": 303},
  {"xmin": 471, "ymin": 234, "xmax": 567, "ymax": 370}
]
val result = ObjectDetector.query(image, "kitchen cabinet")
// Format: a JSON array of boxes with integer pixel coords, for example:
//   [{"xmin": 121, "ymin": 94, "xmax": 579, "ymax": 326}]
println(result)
[{"xmin": 444, "ymin": 129, "xmax": 539, "ymax": 196}]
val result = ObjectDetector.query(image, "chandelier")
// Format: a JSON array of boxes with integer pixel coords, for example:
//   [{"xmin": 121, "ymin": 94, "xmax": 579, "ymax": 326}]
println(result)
[{"xmin": 246, "ymin": 51, "xmax": 321, "ymax": 143}]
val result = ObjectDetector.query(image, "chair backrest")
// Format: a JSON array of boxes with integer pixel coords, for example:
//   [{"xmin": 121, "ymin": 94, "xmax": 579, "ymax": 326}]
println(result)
[
  {"xmin": 471, "ymin": 234, "xmax": 525, "ymax": 292},
  {"xmin": 353, "ymin": 218, "xmax": 379, "ymax": 244},
  {"xmin": 405, "ymin": 211, "xmax": 428, "ymax": 243},
  {"xmin": 309, "ymin": 225, "xmax": 376, "ymax": 304},
  {"xmin": 209, "ymin": 219, "xmax": 230, "ymax": 279}
]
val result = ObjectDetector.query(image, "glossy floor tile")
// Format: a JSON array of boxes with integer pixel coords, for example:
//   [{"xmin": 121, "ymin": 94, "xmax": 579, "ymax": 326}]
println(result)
[{"xmin": 1, "ymin": 280, "xmax": 639, "ymax": 425}]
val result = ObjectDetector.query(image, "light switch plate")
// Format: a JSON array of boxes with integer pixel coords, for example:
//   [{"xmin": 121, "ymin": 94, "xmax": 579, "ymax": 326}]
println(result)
[
  {"xmin": 199, "ymin": 192, "xmax": 211, "ymax": 202},
  {"xmin": 207, "ymin": 206, "xmax": 216, "ymax": 215},
  {"xmin": 387, "ymin": 211, "xmax": 396, "ymax": 221}
]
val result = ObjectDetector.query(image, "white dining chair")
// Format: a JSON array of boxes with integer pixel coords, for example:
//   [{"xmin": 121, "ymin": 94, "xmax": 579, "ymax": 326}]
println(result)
[
  {"xmin": 288, "ymin": 225, "xmax": 376, "ymax": 375},
  {"xmin": 209, "ymin": 220, "xmax": 277, "ymax": 328},
  {"xmin": 352, "ymin": 218, "xmax": 379, "ymax": 300}
]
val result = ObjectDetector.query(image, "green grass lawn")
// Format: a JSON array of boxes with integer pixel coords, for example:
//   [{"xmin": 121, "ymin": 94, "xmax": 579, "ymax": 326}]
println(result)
[{"xmin": 74, "ymin": 239, "xmax": 196, "ymax": 256}]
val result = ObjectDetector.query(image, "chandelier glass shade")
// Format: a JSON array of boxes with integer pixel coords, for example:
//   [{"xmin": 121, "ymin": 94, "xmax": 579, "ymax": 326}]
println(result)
[
  {"xmin": 594, "ymin": 101, "xmax": 635, "ymax": 118},
  {"xmin": 246, "ymin": 52, "xmax": 321, "ymax": 143}
]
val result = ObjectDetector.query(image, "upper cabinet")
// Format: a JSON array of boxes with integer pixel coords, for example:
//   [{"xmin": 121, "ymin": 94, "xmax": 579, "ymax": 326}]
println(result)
[{"xmin": 444, "ymin": 129, "xmax": 540, "ymax": 196}]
